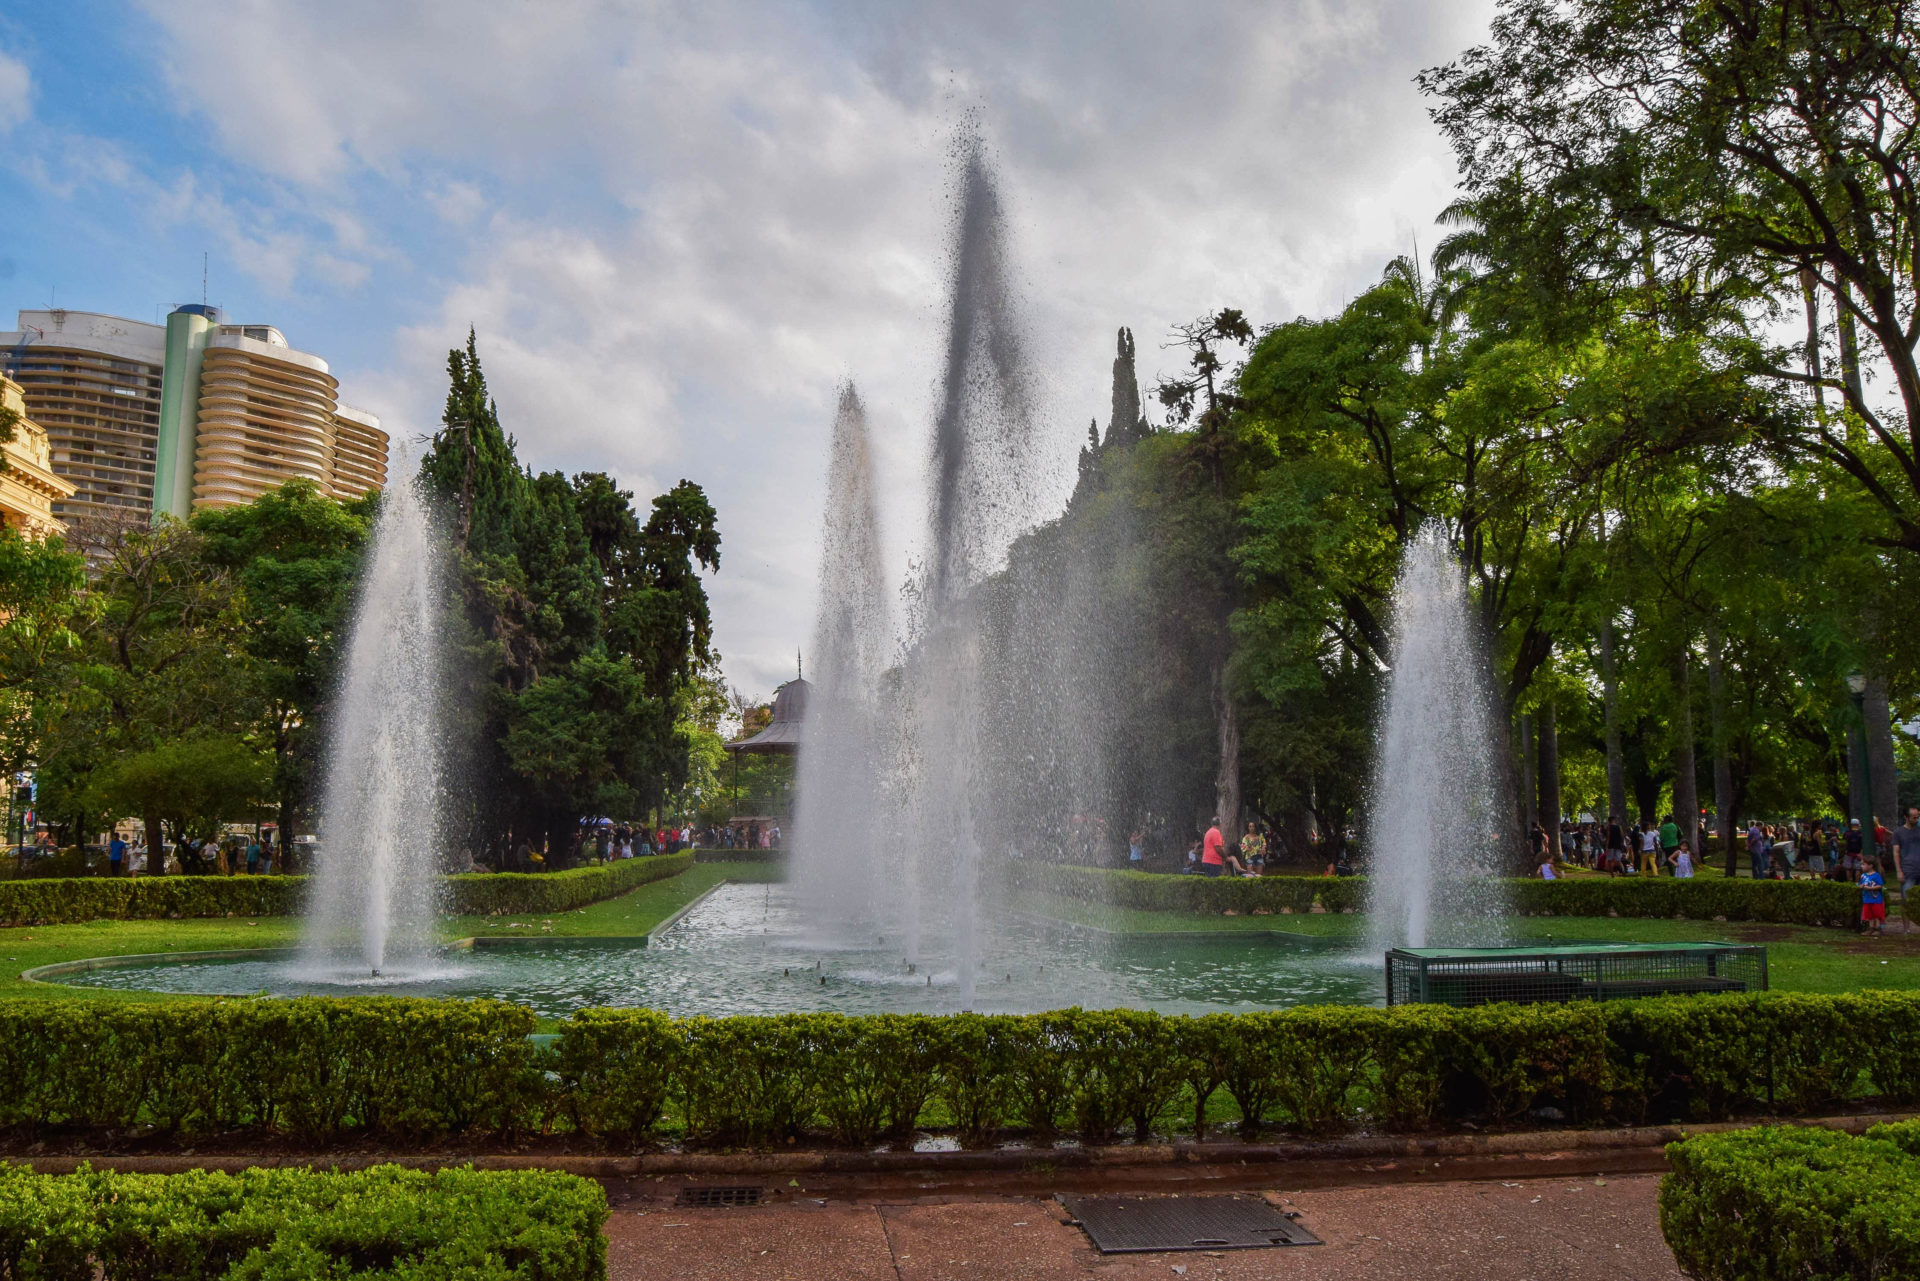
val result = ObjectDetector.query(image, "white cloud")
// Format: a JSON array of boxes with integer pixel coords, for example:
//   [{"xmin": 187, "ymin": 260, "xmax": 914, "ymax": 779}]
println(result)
[
  {"xmin": 126, "ymin": 0, "xmax": 1497, "ymax": 693},
  {"xmin": 0, "ymin": 50, "xmax": 28, "ymax": 132}
]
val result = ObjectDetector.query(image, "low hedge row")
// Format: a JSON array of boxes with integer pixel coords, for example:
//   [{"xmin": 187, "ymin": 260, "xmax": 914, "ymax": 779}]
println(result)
[
  {"xmin": 0, "ymin": 853, "xmax": 694, "ymax": 926},
  {"xmin": 5, "ymin": 991, "xmax": 1915, "ymax": 1146},
  {"xmin": 1660, "ymin": 1120, "xmax": 1920, "ymax": 1280},
  {"xmin": 1008, "ymin": 862, "xmax": 1866, "ymax": 926},
  {"xmin": 0, "ymin": 1163, "xmax": 606, "ymax": 1280},
  {"xmin": 446, "ymin": 852, "xmax": 694, "ymax": 916},
  {"xmin": 1005, "ymin": 863, "xmax": 1365, "ymax": 914}
]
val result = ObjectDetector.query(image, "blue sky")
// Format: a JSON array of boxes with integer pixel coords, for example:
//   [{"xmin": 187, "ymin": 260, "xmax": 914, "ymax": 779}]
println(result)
[{"xmin": 1, "ymin": 0, "xmax": 1495, "ymax": 695}]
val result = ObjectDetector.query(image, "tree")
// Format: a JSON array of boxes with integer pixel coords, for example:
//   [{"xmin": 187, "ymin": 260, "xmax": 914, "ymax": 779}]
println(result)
[
  {"xmin": 418, "ymin": 333, "xmax": 721, "ymax": 863},
  {"xmin": 54, "ymin": 521, "xmax": 251, "ymax": 871},
  {"xmin": 1425, "ymin": 0, "xmax": 1920, "ymax": 551},
  {"xmin": 1156, "ymin": 309, "xmax": 1256, "ymax": 839},
  {"xmin": 0, "ymin": 529, "xmax": 89, "ymax": 801},
  {"xmin": 88, "ymin": 736, "xmax": 273, "ymax": 868},
  {"xmin": 192, "ymin": 479, "xmax": 374, "ymax": 841}
]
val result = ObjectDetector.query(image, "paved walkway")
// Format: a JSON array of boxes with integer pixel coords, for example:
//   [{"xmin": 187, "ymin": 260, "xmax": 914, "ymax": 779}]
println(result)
[{"xmin": 605, "ymin": 1172, "xmax": 1682, "ymax": 1280}]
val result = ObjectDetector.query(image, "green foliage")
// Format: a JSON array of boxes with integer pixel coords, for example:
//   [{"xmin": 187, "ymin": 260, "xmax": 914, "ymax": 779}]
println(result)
[
  {"xmin": 0, "ymin": 997, "xmax": 539, "ymax": 1141},
  {"xmin": 192, "ymin": 478, "xmax": 374, "ymax": 839},
  {"xmin": 87, "ymin": 736, "xmax": 274, "ymax": 845},
  {"xmin": 5, "ymin": 991, "xmax": 1916, "ymax": 1148},
  {"xmin": 0, "ymin": 1162, "xmax": 607, "ymax": 1281},
  {"xmin": 421, "ymin": 332, "xmax": 721, "ymax": 862},
  {"xmin": 1660, "ymin": 1125, "xmax": 1920, "ymax": 1281},
  {"xmin": 0, "ymin": 852, "xmax": 692, "ymax": 925},
  {"xmin": 1008, "ymin": 862, "xmax": 1862, "ymax": 926}
]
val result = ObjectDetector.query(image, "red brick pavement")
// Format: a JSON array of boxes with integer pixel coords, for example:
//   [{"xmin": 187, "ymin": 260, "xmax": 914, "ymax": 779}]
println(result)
[{"xmin": 605, "ymin": 1172, "xmax": 1683, "ymax": 1280}]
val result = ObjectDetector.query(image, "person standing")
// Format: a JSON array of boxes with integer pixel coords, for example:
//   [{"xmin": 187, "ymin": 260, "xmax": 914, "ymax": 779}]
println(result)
[
  {"xmin": 107, "ymin": 833, "xmax": 126, "ymax": 877},
  {"xmin": 1128, "ymin": 827, "xmax": 1145, "ymax": 868},
  {"xmin": 245, "ymin": 837, "xmax": 260, "ymax": 875},
  {"xmin": 1659, "ymin": 814, "xmax": 1681, "ymax": 869},
  {"xmin": 1746, "ymin": 820, "xmax": 1768, "ymax": 879},
  {"xmin": 1201, "ymin": 817, "xmax": 1227, "ymax": 878},
  {"xmin": 1844, "ymin": 819, "xmax": 1866, "ymax": 883},
  {"xmin": 1606, "ymin": 815, "xmax": 1627, "ymax": 876},
  {"xmin": 1669, "ymin": 840, "xmax": 1696, "ymax": 879},
  {"xmin": 1639, "ymin": 821, "xmax": 1661, "ymax": 876},
  {"xmin": 1242, "ymin": 821, "xmax": 1266, "ymax": 874},
  {"xmin": 1893, "ymin": 808, "xmax": 1920, "ymax": 931}
]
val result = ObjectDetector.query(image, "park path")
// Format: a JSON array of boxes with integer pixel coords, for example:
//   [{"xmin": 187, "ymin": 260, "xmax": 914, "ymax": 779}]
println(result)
[{"xmin": 604, "ymin": 1171, "xmax": 1682, "ymax": 1280}]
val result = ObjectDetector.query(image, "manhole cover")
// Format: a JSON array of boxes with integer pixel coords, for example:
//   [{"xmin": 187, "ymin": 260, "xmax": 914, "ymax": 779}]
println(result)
[
  {"xmin": 674, "ymin": 1185, "xmax": 765, "ymax": 1208},
  {"xmin": 1059, "ymin": 1194, "xmax": 1321, "ymax": 1253}
]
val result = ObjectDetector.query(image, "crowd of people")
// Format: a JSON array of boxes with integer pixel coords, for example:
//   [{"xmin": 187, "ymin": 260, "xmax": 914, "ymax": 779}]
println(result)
[{"xmin": 1530, "ymin": 807, "xmax": 1920, "ymax": 929}]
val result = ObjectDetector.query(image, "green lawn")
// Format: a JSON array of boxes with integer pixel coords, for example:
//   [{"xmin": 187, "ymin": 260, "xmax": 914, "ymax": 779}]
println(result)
[
  {"xmin": 0, "ymin": 863, "xmax": 780, "ymax": 1004},
  {"xmin": 1021, "ymin": 890, "xmax": 1920, "ymax": 995}
]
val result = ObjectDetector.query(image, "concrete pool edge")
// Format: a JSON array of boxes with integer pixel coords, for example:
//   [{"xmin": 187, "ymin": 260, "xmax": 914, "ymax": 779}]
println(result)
[{"xmin": 4, "ymin": 1109, "xmax": 1911, "ymax": 1190}]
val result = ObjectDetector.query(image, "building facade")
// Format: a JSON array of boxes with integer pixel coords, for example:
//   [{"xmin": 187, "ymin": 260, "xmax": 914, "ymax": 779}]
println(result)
[
  {"xmin": 0, "ymin": 310, "xmax": 166, "ymax": 532},
  {"xmin": 1, "ymin": 305, "xmax": 388, "ymax": 527},
  {"xmin": 0, "ymin": 373, "xmax": 77, "ymax": 538}
]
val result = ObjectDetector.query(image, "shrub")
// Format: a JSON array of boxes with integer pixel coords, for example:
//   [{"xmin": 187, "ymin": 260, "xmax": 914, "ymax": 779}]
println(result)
[
  {"xmin": 0, "ymin": 997, "xmax": 540, "ymax": 1142},
  {"xmin": 5, "ymin": 990, "xmax": 1918, "ymax": 1148},
  {"xmin": 1006, "ymin": 861, "xmax": 1862, "ymax": 925},
  {"xmin": 1660, "ymin": 1125, "xmax": 1920, "ymax": 1280},
  {"xmin": 0, "ymin": 1163, "xmax": 607, "ymax": 1281},
  {"xmin": 0, "ymin": 853, "xmax": 692, "ymax": 926}
]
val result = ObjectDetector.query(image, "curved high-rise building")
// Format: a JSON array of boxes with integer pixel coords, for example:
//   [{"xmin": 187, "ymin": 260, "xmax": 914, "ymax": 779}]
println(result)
[
  {"xmin": 189, "ymin": 330, "xmax": 340, "ymax": 510},
  {"xmin": 329, "ymin": 404, "xmax": 389, "ymax": 500}
]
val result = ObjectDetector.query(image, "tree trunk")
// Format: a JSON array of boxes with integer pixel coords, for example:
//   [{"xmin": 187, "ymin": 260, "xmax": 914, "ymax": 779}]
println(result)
[
  {"xmin": 1601, "ymin": 616, "xmax": 1627, "ymax": 826},
  {"xmin": 1706, "ymin": 624, "xmax": 1734, "ymax": 870},
  {"xmin": 142, "ymin": 811, "xmax": 163, "ymax": 878},
  {"xmin": 1518, "ymin": 713, "xmax": 1536, "ymax": 842},
  {"xmin": 1211, "ymin": 653, "xmax": 1241, "ymax": 851},
  {"xmin": 1867, "ymin": 674, "xmax": 1899, "ymax": 850},
  {"xmin": 1672, "ymin": 648, "xmax": 1699, "ymax": 867},
  {"xmin": 1536, "ymin": 698, "xmax": 1561, "ymax": 833}
]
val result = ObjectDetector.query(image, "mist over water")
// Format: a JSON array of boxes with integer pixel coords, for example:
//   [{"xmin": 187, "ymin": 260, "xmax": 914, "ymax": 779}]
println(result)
[
  {"xmin": 301, "ymin": 475, "xmax": 448, "ymax": 975},
  {"xmin": 1366, "ymin": 523, "xmax": 1507, "ymax": 951}
]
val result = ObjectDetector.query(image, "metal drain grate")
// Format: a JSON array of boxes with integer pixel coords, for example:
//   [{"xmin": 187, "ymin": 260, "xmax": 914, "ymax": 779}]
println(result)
[
  {"xmin": 674, "ymin": 1185, "xmax": 766, "ymax": 1208},
  {"xmin": 1059, "ymin": 1194, "xmax": 1321, "ymax": 1253}
]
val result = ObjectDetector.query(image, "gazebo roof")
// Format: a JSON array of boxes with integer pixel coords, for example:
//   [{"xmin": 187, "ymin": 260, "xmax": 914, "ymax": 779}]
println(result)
[{"xmin": 726, "ymin": 677, "xmax": 809, "ymax": 755}]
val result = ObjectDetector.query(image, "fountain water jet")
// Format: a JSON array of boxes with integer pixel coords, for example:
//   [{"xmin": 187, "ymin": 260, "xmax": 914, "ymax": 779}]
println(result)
[
  {"xmin": 300, "ymin": 473, "xmax": 448, "ymax": 975},
  {"xmin": 1366, "ymin": 522, "xmax": 1508, "ymax": 951},
  {"xmin": 792, "ymin": 385, "xmax": 893, "ymax": 939},
  {"xmin": 898, "ymin": 133, "xmax": 1041, "ymax": 1000}
]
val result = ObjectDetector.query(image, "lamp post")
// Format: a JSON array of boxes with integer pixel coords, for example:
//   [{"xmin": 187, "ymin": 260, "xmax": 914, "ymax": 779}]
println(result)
[{"xmin": 1847, "ymin": 670, "xmax": 1876, "ymax": 864}]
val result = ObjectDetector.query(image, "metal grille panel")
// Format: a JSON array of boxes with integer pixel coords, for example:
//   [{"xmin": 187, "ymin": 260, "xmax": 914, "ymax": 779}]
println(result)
[
  {"xmin": 1385, "ymin": 943, "xmax": 1767, "ymax": 1007},
  {"xmin": 674, "ymin": 1185, "xmax": 765, "ymax": 1208},
  {"xmin": 1059, "ymin": 1194, "xmax": 1321, "ymax": 1253}
]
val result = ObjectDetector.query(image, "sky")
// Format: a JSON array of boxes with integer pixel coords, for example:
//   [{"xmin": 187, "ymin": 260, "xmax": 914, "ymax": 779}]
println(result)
[{"xmin": 0, "ymin": 0, "xmax": 1497, "ymax": 697}]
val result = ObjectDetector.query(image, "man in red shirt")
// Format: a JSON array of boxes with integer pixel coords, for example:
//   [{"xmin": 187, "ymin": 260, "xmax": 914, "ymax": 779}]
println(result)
[{"xmin": 1202, "ymin": 818, "xmax": 1227, "ymax": 878}]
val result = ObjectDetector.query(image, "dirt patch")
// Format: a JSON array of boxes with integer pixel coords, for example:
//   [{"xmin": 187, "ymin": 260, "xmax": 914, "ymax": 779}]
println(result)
[{"xmin": 1730, "ymin": 925, "xmax": 1797, "ymax": 943}]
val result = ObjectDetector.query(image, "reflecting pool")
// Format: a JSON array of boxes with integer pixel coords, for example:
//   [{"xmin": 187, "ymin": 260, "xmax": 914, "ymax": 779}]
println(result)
[{"xmin": 51, "ymin": 882, "xmax": 1381, "ymax": 1020}]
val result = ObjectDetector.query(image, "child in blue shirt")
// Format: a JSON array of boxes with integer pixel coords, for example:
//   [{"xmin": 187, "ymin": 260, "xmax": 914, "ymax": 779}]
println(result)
[{"xmin": 1861, "ymin": 865, "xmax": 1888, "ymax": 933}]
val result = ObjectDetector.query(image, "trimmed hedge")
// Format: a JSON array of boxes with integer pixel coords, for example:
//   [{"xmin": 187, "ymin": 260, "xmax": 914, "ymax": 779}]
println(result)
[
  {"xmin": 1007, "ymin": 861, "xmax": 1864, "ymax": 925},
  {"xmin": 0, "ymin": 853, "xmax": 694, "ymax": 926},
  {"xmin": 0, "ymin": 1163, "xmax": 607, "ymax": 1280},
  {"xmin": 1660, "ymin": 1121, "xmax": 1920, "ymax": 1280},
  {"xmin": 1005, "ymin": 863, "xmax": 1365, "ymax": 915},
  {"xmin": 5, "ymin": 990, "xmax": 1916, "ymax": 1146}
]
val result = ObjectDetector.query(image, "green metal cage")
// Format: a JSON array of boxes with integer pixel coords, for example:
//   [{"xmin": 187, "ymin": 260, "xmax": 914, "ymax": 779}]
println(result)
[{"xmin": 1384, "ymin": 942, "xmax": 1767, "ymax": 1007}]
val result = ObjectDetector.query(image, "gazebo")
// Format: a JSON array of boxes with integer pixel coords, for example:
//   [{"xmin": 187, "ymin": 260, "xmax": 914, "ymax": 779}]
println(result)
[
  {"xmin": 725, "ymin": 677, "xmax": 808, "ymax": 827},
  {"xmin": 726, "ymin": 677, "xmax": 809, "ymax": 756}
]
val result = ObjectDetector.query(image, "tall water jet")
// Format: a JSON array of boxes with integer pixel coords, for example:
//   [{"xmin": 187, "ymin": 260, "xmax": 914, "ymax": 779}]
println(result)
[
  {"xmin": 900, "ymin": 132, "xmax": 1040, "ymax": 998},
  {"xmin": 792, "ymin": 385, "xmax": 893, "ymax": 938},
  {"xmin": 301, "ymin": 474, "xmax": 448, "ymax": 975},
  {"xmin": 1366, "ymin": 522, "xmax": 1507, "ymax": 951}
]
